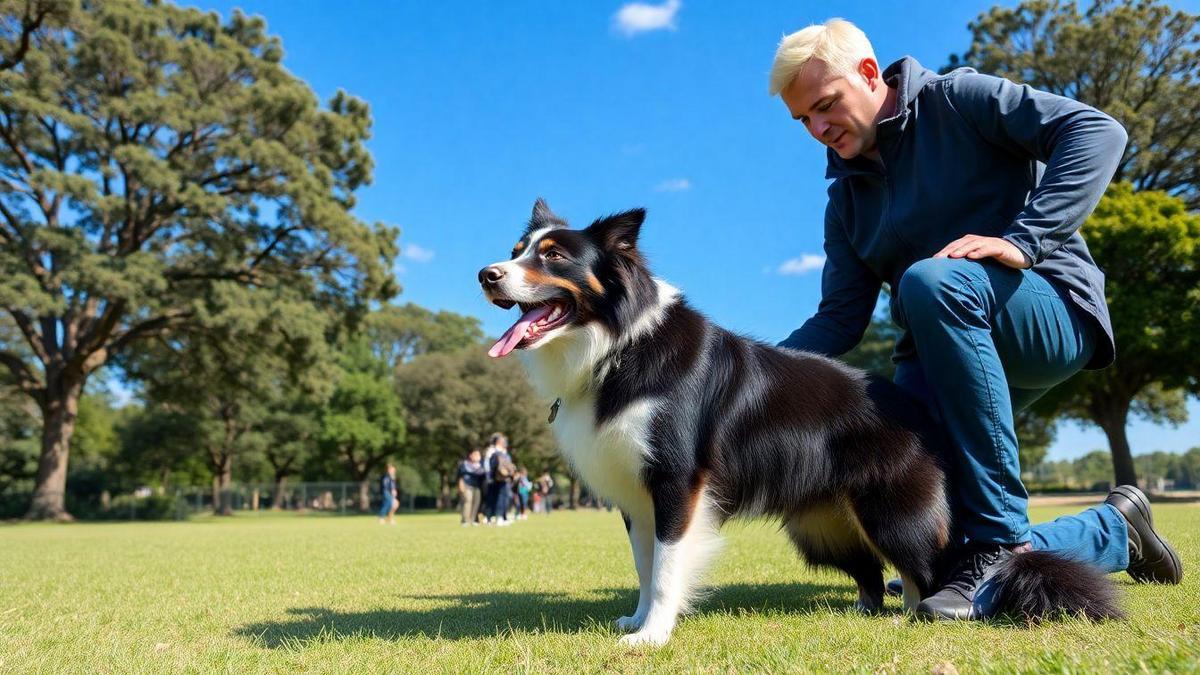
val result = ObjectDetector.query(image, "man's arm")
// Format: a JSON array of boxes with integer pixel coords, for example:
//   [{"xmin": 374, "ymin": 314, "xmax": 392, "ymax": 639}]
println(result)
[
  {"xmin": 939, "ymin": 71, "xmax": 1128, "ymax": 266},
  {"xmin": 778, "ymin": 200, "xmax": 881, "ymax": 357}
]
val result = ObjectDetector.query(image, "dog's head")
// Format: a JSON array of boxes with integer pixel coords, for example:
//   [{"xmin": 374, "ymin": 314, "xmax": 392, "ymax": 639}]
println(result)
[{"xmin": 479, "ymin": 198, "xmax": 657, "ymax": 357}]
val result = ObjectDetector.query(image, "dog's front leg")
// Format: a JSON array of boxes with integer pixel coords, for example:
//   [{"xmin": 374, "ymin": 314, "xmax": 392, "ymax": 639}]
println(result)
[
  {"xmin": 617, "ymin": 511, "xmax": 654, "ymax": 632},
  {"xmin": 618, "ymin": 483, "xmax": 721, "ymax": 648}
]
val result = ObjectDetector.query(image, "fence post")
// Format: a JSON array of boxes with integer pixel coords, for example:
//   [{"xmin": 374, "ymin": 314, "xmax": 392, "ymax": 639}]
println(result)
[{"xmin": 301, "ymin": 484, "xmax": 307, "ymax": 511}]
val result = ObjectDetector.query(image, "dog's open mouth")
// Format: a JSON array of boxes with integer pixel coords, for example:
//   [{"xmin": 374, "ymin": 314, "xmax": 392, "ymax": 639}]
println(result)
[{"xmin": 487, "ymin": 299, "xmax": 576, "ymax": 358}]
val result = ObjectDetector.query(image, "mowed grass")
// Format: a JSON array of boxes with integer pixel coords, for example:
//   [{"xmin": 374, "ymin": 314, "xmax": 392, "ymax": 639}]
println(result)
[{"xmin": 1, "ymin": 503, "xmax": 1198, "ymax": 673}]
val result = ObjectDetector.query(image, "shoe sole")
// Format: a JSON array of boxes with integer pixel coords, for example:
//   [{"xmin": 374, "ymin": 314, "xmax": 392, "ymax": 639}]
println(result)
[{"xmin": 1110, "ymin": 485, "xmax": 1183, "ymax": 583}]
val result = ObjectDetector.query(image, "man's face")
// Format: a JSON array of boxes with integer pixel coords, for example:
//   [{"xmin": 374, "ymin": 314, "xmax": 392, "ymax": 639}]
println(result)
[
  {"xmin": 780, "ymin": 58, "xmax": 883, "ymax": 160},
  {"xmin": 470, "ymin": 451, "xmax": 481, "ymax": 462}
]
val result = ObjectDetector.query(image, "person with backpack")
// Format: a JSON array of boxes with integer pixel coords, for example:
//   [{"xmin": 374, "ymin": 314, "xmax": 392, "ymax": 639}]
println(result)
[{"xmin": 486, "ymin": 434, "xmax": 516, "ymax": 526}]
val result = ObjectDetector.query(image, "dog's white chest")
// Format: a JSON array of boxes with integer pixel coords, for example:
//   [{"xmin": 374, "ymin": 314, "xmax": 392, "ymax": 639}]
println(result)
[{"xmin": 553, "ymin": 395, "xmax": 655, "ymax": 517}]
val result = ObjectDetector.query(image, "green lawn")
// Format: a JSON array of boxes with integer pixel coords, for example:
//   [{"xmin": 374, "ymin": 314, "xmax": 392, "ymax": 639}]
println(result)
[{"xmin": 2, "ymin": 503, "xmax": 1197, "ymax": 673}]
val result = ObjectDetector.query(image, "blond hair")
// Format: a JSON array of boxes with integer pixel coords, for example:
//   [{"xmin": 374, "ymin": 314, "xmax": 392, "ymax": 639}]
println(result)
[{"xmin": 768, "ymin": 18, "xmax": 876, "ymax": 96}]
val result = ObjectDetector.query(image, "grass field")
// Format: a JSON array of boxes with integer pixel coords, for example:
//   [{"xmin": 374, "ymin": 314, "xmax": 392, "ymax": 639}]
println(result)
[{"xmin": 2, "ymin": 502, "xmax": 1198, "ymax": 673}]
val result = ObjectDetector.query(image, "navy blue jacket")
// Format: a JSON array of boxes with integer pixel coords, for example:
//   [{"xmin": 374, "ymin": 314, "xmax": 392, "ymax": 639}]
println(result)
[{"xmin": 779, "ymin": 57, "xmax": 1124, "ymax": 369}]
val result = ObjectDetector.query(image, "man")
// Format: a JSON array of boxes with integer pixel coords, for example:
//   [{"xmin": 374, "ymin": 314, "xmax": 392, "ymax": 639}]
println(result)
[
  {"xmin": 378, "ymin": 463, "xmax": 398, "ymax": 525},
  {"xmin": 768, "ymin": 18, "xmax": 1182, "ymax": 619},
  {"xmin": 457, "ymin": 449, "xmax": 486, "ymax": 526}
]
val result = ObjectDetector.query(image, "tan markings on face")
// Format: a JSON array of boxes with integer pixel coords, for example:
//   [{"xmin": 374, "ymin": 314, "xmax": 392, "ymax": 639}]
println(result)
[
  {"xmin": 586, "ymin": 272, "xmax": 604, "ymax": 294},
  {"xmin": 523, "ymin": 268, "xmax": 582, "ymax": 297},
  {"xmin": 538, "ymin": 238, "xmax": 557, "ymax": 253},
  {"xmin": 512, "ymin": 240, "xmax": 526, "ymax": 255}
]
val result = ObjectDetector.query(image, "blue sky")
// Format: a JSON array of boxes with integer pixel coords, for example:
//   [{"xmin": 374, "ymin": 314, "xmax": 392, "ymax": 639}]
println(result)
[{"xmin": 182, "ymin": 0, "xmax": 1199, "ymax": 461}]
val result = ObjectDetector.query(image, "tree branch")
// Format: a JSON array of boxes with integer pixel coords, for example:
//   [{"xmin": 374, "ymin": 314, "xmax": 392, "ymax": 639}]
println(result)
[
  {"xmin": 7, "ymin": 308, "xmax": 49, "ymax": 364},
  {"xmin": 0, "ymin": 348, "xmax": 43, "ymax": 396},
  {"xmin": 0, "ymin": 1, "xmax": 53, "ymax": 72}
]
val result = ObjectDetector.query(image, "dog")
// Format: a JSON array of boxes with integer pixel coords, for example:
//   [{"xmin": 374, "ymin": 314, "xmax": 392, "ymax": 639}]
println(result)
[{"xmin": 478, "ymin": 199, "xmax": 1119, "ymax": 646}]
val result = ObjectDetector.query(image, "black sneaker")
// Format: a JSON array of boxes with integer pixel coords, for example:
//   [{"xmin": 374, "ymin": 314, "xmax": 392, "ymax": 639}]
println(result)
[
  {"xmin": 916, "ymin": 544, "xmax": 1013, "ymax": 620},
  {"xmin": 1105, "ymin": 486, "xmax": 1183, "ymax": 584}
]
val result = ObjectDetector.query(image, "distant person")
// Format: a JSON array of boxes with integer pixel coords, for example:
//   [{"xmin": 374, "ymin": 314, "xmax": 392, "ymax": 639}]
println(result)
[
  {"xmin": 488, "ymin": 436, "xmax": 516, "ymax": 526},
  {"xmin": 538, "ymin": 470, "xmax": 555, "ymax": 515},
  {"xmin": 514, "ymin": 467, "xmax": 533, "ymax": 521},
  {"xmin": 481, "ymin": 432, "xmax": 504, "ymax": 522},
  {"xmin": 378, "ymin": 463, "xmax": 398, "ymax": 525},
  {"xmin": 457, "ymin": 449, "xmax": 486, "ymax": 526}
]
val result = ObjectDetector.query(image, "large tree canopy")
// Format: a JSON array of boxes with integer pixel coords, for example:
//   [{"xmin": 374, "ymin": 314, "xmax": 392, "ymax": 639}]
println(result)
[
  {"xmin": 947, "ymin": 0, "xmax": 1200, "ymax": 208},
  {"xmin": 0, "ymin": 0, "xmax": 397, "ymax": 518},
  {"xmin": 1032, "ymin": 183, "xmax": 1200, "ymax": 485}
]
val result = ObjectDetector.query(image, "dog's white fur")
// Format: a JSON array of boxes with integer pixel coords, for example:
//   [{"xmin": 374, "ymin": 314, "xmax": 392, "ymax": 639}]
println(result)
[{"xmin": 516, "ymin": 278, "xmax": 720, "ymax": 646}]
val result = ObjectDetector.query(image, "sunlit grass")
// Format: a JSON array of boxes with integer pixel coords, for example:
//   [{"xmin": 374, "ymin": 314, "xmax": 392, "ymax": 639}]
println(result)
[{"xmin": 1, "ymin": 503, "xmax": 1197, "ymax": 672}]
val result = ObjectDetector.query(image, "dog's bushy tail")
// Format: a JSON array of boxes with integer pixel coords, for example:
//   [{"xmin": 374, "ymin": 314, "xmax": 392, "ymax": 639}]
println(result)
[{"xmin": 990, "ymin": 550, "xmax": 1122, "ymax": 621}]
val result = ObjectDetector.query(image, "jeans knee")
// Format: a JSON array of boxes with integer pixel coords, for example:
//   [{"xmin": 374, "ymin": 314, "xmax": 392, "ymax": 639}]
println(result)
[{"xmin": 897, "ymin": 258, "xmax": 980, "ymax": 320}]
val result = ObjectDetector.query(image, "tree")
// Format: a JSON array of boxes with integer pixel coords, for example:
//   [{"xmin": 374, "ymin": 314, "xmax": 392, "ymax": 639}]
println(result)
[
  {"xmin": 0, "ymin": 1, "xmax": 397, "ymax": 518},
  {"xmin": 259, "ymin": 392, "xmax": 321, "ymax": 509},
  {"xmin": 320, "ymin": 340, "xmax": 405, "ymax": 511},
  {"xmin": 948, "ymin": 0, "xmax": 1200, "ymax": 207},
  {"xmin": 1032, "ymin": 184, "xmax": 1200, "ymax": 485},
  {"xmin": 114, "ymin": 403, "xmax": 206, "ymax": 492},
  {"xmin": 124, "ymin": 284, "xmax": 332, "ymax": 514},
  {"xmin": 394, "ymin": 346, "xmax": 557, "ymax": 510},
  {"xmin": 365, "ymin": 303, "xmax": 484, "ymax": 370}
]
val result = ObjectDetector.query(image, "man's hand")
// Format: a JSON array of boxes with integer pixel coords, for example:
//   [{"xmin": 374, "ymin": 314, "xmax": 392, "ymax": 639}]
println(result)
[{"xmin": 933, "ymin": 235, "xmax": 1030, "ymax": 269}]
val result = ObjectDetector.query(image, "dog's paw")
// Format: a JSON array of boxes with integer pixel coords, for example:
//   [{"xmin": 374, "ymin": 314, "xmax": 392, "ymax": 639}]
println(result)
[
  {"xmin": 615, "ymin": 614, "xmax": 644, "ymax": 632},
  {"xmin": 853, "ymin": 598, "xmax": 881, "ymax": 615},
  {"xmin": 617, "ymin": 627, "xmax": 671, "ymax": 648}
]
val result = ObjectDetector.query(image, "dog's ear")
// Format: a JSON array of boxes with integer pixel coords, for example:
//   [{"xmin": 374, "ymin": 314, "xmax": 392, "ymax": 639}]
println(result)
[
  {"xmin": 584, "ymin": 208, "xmax": 645, "ymax": 253},
  {"xmin": 526, "ymin": 198, "xmax": 567, "ymax": 233}
]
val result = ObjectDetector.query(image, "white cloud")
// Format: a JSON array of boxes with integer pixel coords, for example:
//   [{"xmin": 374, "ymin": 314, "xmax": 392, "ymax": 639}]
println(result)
[
  {"xmin": 402, "ymin": 243, "xmax": 435, "ymax": 263},
  {"xmin": 777, "ymin": 254, "xmax": 826, "ymax": 276},
  {"xmin": 613, "ymin": 0, "xmax": 681, "ymax": 37},
  {"xmin": 654, "ymin": 178, "xmax": 691, "ymax": 192}
]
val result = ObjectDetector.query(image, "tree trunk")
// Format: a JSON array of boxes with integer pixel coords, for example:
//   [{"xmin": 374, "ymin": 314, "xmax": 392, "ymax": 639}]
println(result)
[
  {"xmin": 272, "ymin": 475, "xmax": 287, "ymax": 510},
  {"xmin": 214, "ymin": 455, "xmax": 233, "ymax": 516},
  {"xmin": 438, "ymin": 470, "xmax": 450, "ymax": 511},
  {"xmin": 569, "ymin": 478, "xmax": 581, "ymax": 510},
  {"xmin": 1097, "ymin": 401, "xmax": 1139, "ymax": 487},
  {"xmin": 26, "ymin": 378, "xmax": 84, "ymax": 521},
  {"xmin": 358, "ymin": 480, "xmax": 370, "ymax": 512}
]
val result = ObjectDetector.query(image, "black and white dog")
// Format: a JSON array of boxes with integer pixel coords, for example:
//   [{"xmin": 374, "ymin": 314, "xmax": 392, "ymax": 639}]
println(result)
[{"xmin": 479, "ymin": 200, "xmax": 1118, "ymax": 646}]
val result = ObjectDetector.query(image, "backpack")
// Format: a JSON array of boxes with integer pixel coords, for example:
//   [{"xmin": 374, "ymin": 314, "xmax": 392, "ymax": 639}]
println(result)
[{"xmin": 494, "ymin": 453, "xmax": 516, "ymax": 479}]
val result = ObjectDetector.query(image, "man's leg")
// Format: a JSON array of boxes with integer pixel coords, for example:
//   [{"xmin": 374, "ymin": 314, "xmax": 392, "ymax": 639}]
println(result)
[{"xmin": 894, "ymin": 258, "xmax": 1121, "ymax": 616}]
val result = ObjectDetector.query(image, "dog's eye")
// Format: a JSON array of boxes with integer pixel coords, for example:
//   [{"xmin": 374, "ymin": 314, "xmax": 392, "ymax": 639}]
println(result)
[{"xmin": 544, "ymin": 249, "xmax": 564, "ymax": 261}]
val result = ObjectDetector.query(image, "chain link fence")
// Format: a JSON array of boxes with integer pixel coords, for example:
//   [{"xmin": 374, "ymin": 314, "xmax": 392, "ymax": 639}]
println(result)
[{"xmin": 1, "ymin": 482, "xmax": 438, "ymax": 521}]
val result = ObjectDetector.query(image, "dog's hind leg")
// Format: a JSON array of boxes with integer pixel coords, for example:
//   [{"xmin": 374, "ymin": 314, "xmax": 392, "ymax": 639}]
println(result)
[
  {"xmin": 847, "ymin": 477, "xmax": 951, "ymax": 603},
  {"xmin": 618, "ymin": 489, "xmax": 722, "ymax": 647},
  {"xmin": 784, "ymin": 506, "xmax": 884, "ymax": 614},
  {"xmin": 900, "ymin": 573, "xmax": 922, "ymax": 613},
  {"xmin": 617, "ymin": 510, "xmax": 655, "ymax": 633}
]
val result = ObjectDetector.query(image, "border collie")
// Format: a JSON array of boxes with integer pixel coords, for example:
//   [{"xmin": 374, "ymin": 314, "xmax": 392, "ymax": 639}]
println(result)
[{"xmin": 478, "ymin": 199, "xmax": 1119, "ymax": 647}]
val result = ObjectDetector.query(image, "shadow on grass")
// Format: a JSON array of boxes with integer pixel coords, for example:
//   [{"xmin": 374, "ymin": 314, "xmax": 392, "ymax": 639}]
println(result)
[{"xmin": 234, "ymin": 581, "xmax": 858, "ymax": 646}]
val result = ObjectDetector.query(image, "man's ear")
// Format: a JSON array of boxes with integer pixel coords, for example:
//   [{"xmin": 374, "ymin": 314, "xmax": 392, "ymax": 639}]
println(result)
[
  {"xmin": 527, "ymin": 198, "xmax": 567, "ymax": 232},
  {"xmin": 858, "ymin": 57, "xmax": 881, "ymax": 90},
  {"xmin": 584, "ymin": 208, "xmax": 645, "ymax": 252}
]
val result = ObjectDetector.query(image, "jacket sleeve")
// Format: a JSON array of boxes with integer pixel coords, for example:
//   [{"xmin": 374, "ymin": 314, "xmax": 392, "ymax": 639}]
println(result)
[
  {"xmin": 778, "ymin": 199, "xmax": 881, "ymax": 357},
  {"xmin": 944, "ymin": 72, "xmax": 1127, "ymax": 266}
]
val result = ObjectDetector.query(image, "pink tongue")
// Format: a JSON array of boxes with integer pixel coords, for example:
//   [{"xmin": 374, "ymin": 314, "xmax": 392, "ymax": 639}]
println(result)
[{"xmin": 488, "ymin": 305, "xmax": 555, "ymax": 358}]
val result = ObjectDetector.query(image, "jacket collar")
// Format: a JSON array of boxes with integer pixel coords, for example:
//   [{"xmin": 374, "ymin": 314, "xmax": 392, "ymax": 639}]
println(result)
[{"xmin": 825, "ymin": 56, "xmax": 940, "ymax": 179}]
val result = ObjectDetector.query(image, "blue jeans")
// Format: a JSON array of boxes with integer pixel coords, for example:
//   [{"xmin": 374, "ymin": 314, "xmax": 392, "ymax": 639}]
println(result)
[
  {"xmin": 894, "ymin": 258, "xmax": 1128, "ymax": 573},
  {"xmin": 379, "ymin": 493, "xmax": 394, "ymax": 518}
]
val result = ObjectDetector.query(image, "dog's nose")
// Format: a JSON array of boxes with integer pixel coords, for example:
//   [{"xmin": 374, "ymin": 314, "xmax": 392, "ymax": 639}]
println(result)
[{"xmin": 479, "ymin": 265, "xmax": 505, "ymax": 285}]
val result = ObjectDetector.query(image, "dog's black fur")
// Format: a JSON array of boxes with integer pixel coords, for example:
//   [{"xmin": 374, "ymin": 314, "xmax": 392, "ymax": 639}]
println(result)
[{"xmin": 480, "ymin": 200, "xmax": 1120, "ymax": 642}]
